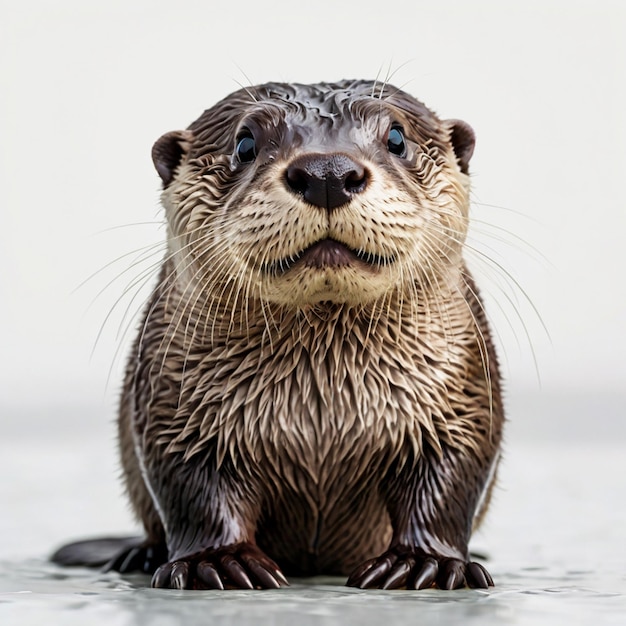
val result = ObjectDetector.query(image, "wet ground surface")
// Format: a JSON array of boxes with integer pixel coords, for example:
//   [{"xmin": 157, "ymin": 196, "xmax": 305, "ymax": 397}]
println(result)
[
  {"xmin": 1, "ymin": 561, "xmax": 625, "ymax": 626},
  {"xmin": 1, "ymin": 392, "xmax": 625, "ymax": 625}
]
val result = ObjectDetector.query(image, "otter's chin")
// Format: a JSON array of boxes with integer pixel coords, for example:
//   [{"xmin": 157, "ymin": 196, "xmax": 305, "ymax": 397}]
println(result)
[
  {"xmin": 256, "ymin": 238, "xmax": 397, "ymax": 306},
  {"xmin": 260, "ymin": 263, "xmax": 396, "ymax": 307}
]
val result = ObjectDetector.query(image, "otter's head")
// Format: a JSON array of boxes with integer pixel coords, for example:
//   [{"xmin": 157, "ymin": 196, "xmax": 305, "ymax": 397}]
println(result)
[{"xmin": 152, "ymin": 81, "xmax": 474, "ymax": 308}]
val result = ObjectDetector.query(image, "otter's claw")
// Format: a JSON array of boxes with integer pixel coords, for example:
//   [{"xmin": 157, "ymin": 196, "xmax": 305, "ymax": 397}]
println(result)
[
  {"xmin": 151, "ymin": 542, "xmax": 289, "ymax": 590},
  {"xmin": 347, "ymin": 547, "xmax": 494, "ymax": 590}
]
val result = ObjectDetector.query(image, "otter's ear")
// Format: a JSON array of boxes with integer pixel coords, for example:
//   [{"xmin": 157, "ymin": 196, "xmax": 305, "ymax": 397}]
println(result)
[
  {"xmin": 152, "ymin": 130, "xmax": 194, "ymax": 187},
  {"xmin": 446, "ymin": 119, "xmax": 475, "ymax": 175}
]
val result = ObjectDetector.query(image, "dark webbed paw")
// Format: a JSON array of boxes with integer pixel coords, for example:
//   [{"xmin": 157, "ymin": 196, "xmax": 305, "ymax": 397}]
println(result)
[
  {"xmin": 104, "ymin": 541, "xmax": 168, "ymax": 574},
  {"xmin": 151, "ymin": 542, "xmax": 289, "ymax": 590},
  {"xmin": 346, "ymin": 547, "xmax": 494, "ymax": 590}
]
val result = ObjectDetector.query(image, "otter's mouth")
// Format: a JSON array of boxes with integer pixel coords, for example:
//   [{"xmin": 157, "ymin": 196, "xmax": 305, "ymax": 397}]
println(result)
[{"xmin": 263, "ymin": 238, "xmax": 395, "ymax": 275}]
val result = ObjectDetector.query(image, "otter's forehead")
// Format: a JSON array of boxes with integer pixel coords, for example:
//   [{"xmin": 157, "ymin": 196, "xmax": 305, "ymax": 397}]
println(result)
[
  {"xmin": 187, "ymin": 80, "xmax": 442, "ymax": 156},
  {"xmin": 255, "ymin": 80, "xmax": 425, "ymax": 117}
]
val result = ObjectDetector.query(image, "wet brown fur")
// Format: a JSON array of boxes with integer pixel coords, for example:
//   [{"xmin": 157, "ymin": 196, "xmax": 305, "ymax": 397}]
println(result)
[{"xmin": 116, "ymin": 80, "xmax": 504, "ymax": 588}]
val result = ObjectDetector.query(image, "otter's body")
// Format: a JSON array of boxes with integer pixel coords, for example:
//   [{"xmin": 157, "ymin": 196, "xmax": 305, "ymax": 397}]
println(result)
[{"xmin": 56, "ymin": 81, "xmax": 504, "ymax": 590}]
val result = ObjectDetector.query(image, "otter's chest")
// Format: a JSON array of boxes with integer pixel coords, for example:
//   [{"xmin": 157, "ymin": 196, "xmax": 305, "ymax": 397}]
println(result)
[{"xmin": 207, "ymin": 328, "xmax": 454, "ymax": 485}]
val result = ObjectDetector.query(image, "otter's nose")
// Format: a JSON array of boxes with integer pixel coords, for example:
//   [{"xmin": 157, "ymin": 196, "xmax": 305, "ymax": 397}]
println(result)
[{"xmin": 285, "ymin": 154, "xmax": 368, "ymax": 211}]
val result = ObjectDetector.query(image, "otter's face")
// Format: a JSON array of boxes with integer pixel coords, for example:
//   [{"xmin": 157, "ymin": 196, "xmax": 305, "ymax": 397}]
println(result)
[{"xmin": 152, "ymin": 81, "xmax": 475, "ymax": 308}]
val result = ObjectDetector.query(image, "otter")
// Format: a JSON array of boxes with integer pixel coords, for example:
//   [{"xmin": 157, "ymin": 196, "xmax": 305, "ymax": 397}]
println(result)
[{"xmin": 52, "ymin": 80, "xmax": 503, "ymax": 590}]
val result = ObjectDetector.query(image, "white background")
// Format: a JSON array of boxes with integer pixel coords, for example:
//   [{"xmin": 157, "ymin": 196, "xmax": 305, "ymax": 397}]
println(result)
[{"xmin": 1, "ymin": 0, "xmax": 624, "ymax": 417}]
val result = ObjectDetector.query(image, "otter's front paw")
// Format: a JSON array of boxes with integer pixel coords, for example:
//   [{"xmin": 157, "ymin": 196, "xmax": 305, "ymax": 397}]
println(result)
[
  {"xmin": 151, "ymin": 542, "xmax": 289, "ymax": 590},
  {"xmin": 346, "ymin": 547, "xmax": 494, "ymax": 590}
]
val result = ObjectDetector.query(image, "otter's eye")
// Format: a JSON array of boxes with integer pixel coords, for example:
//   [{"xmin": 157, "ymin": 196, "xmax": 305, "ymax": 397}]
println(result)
[
  {"xmin": 236, "ymin": 132, "xmax": 257, "ymax": 163},
  {"xmin": 387, "ymin": 126, "xmax": 407, "ymax": 158}
]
